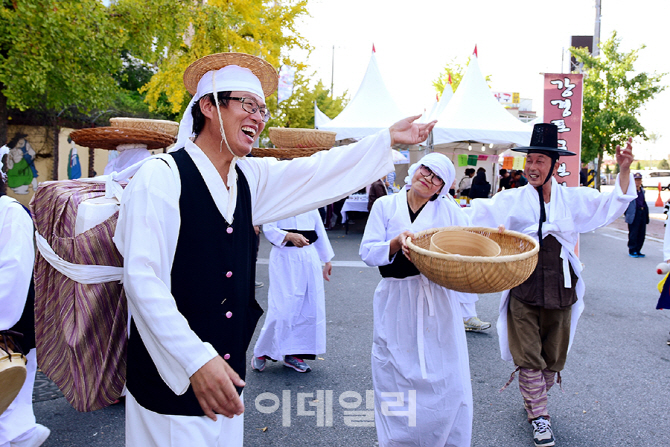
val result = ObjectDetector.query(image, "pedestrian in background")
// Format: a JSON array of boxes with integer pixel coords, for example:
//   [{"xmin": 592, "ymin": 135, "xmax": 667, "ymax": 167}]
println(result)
[
  {"xmin": 625, "ymin": 172, "xmax": 649, "ymax": 258},
  {"xmin": 251, "ymin": 209, "xmax": 333, "ymax": 373},
  {"xmin": 0, "ymin": 147, "xmax": 51, "ymax": 447},
  {"xmin": 458, "ymin": 168, "xmax": 475, "ymax": 202}
]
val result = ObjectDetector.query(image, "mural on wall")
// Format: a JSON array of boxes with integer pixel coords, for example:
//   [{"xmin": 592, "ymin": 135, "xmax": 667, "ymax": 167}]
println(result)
[{"xmin": 6, "ymin": 133, "xmax": 39, "ymax": 194}]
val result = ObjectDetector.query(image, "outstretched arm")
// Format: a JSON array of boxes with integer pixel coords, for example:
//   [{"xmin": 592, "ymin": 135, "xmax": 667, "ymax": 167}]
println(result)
[{"xmin": 616, "ymin": 137, "xmax": 634, "ymax": 194}]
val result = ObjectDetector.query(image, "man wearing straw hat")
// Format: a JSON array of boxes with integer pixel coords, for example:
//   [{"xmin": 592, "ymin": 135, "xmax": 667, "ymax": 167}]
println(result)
[
  {"xmin": 113, "ymin": 52, "xmax": 436, "ymax": 446},
  {"xmin": 466, "ymin": 123, "xmax": 635, "ymax": 447}
]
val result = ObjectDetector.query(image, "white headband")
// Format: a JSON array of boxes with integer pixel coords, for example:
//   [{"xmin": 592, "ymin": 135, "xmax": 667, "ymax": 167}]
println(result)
[
  {"xmin": 0, "ymin": 145, "xmax": 9, "ymax": 182},
  {"xmin": 176, "ymin": 65, "xmax": 264, "ymax": 148}
]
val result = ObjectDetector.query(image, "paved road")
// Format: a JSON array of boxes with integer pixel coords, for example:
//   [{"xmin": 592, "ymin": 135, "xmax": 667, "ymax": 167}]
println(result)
[{"xmin": 32, "ymin": 214, "xmax": 670, "ymax": 446}]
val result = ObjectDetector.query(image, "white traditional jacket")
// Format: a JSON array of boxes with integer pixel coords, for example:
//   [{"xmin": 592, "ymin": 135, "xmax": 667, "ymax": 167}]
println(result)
[
  {"xmin": 114, "ymin": 131, "xmax": 393, "ymax": 394},
  {"xmin": 465, "ymin": 175, "xmax": 636, "ymax": 362}
]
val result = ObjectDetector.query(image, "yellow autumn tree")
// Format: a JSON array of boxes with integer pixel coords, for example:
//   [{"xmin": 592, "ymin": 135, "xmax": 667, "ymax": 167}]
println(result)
[{"xmin": 140, "ymin": 0, "xmax": 310, "ymax": 117}]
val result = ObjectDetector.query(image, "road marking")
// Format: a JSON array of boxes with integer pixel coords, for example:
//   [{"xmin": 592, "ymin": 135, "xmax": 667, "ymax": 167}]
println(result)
[
  {"xmin": 601, "ymin": 233, "xmax": 627, "ymax": 242},
  {"xmin": 600, "ymin": 227, "xmax": 664, "ymax": 243},
  {"xmin": 257, "ymin": 258, "xmax": 371, "ymax": 268}
]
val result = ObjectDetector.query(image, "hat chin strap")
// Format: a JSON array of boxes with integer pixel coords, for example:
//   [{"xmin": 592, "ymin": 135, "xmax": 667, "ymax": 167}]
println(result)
[
  {"xmin": 535, "ymin": 155, "xmax": 559, "ymax": 247},
  {"xmin": 212, "ymin": 76, "xmax": 239, "ymax": 225}
]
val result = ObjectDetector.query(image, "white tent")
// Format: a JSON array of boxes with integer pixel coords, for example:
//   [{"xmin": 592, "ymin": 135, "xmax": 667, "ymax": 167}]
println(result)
[
  {"xmin": 431, "ymin": 55, "xmax": 532, "ymax": 149},
  {"xmin": 421, "ymin": 85, "xmax": 454, "ymax": 123},
  {"xmin": 314, "ymin": 101, "xmax": 332, "ymax": 128},
  {"xmin": 317, "ymin": 50, "xmax": 405, "ymax": 140}
]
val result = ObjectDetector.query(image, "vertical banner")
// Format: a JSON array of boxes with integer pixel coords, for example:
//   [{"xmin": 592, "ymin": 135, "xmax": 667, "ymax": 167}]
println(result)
[
  {"xmin": 543, "ymin": 73, "xmax": 583, "ymax": 187},
  {"xmin": 277, "ymin": 65, "xmax": 297, "ymax": 104}
]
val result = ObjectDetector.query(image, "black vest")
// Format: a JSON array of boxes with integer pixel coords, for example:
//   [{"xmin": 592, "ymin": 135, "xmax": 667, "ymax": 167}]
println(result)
[{"xmin": 126, "ymin": 149, "xmax": 264, "ymax": 416}]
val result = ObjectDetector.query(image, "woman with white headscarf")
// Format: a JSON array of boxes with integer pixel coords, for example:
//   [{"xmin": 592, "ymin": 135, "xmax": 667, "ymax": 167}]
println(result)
[{"xmin": 360, "ymin": 152, "xmax": 475, "ymax": 446}]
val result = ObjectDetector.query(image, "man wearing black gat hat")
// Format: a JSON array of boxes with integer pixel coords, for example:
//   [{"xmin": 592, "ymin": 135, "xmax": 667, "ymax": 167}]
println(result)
[{"xmin": 466, "ymin": 123, "xmax": 636, "ymax": 447}]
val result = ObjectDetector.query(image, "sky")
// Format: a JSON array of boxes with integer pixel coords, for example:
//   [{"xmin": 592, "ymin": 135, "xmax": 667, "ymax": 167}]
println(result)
[{"xmin": 293, "ymin": 0, "xmax": 669, "ymax": 159}]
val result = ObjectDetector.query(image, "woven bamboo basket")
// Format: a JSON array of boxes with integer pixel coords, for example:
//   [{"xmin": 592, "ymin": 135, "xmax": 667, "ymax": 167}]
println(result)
[
  {"xmin": 407, "ymin": 226, "xmax": 539, "ymax": 294},
  {"xmin": 69, "ymin": 127, "xmax": 176, "ymax": 151},
  {"xmin": 110, "ymin": 118, "xmax": 179, "ymax": 137},
  {"xmin": 430, "ymin": 230, "xmax": 501, "ymax": 257},
  {"xmin": 250, "ymin": 147, "xmax": 330, "ymax": 159},
  {"xmin": 268, "ymin": 128, "xmax": 336, "ymax": 149},
  {"xmin": 0, "ymin": 340, "xmax": 27, "ymax": 415}
]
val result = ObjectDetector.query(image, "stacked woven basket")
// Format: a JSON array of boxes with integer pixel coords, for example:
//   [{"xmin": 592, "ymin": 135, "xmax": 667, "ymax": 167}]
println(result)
[
  {"xmin": 252, "ymin": 127, "xmax": 337, "ymax": 159},
  {"xmin": 407, "ymin": 226, "xmax": 540, "ymax": 294},
  {"xmin": 69, "ymin": 117, "xmax": 178, "ymax": 151}
]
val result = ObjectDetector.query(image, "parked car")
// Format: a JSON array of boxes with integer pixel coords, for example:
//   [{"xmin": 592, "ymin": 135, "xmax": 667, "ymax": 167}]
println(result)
[
  {"xmin": 600, "ymin": 174, "xmax": 608, "ymax": 185},
  {"xmin": 641, "ymin": 170, "xmax": 670, "ymax": 190}
]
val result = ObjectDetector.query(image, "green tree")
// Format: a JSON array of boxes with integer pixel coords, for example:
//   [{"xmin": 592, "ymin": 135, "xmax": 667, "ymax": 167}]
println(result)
[
  {"xmin": 141, "ymin": 0, "xmax": 310, "ymax": 118},
  {"xmin": 658, "ymin": 159, "xmax": 670, "ymax": 170},
  {"xmin": 267, "ymin": 70, "xmax": 348, "ymax": 131},
  {"xmin": 433, "ymin": 57, "xmax": 492, "ymax": 98},
  {"xmin": 0, "ymin": 0, "xmax": 126, "ymax": 145},
  {"xmin": 570, "ymin": 31, "xmax": 666, "ymax": 189},
  {"xmin": 604, "ymin": 164, "xmax": 611, "ymax": 174},
  {"xmin": 635, "ymin": 161, "xmax": 642, "ymax": 170}
]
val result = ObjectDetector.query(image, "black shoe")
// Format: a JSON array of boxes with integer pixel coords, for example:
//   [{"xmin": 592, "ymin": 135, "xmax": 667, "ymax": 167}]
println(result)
[{"xmin": 637, "ymin": 252, "xmax": 646, "ymax": 258}]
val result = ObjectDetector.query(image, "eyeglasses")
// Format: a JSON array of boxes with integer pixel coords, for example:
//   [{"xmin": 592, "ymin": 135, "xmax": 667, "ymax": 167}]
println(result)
[
  {"xmin": 418, "ymin": 165, "xmax": 444, "ymax": 186},
  {"xmin": 228, "ymin": 96, "xmax": 272, "ymax": 123}
]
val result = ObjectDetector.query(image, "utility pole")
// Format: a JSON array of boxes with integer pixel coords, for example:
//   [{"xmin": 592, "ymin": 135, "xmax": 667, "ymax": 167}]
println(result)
[
  {"xmin": 593, "ymin": 0, "xmax": 602, "ymax": 57},
  {"xmin": 331, "ymin": 45, "xmax": 335, "ymax": 98}
]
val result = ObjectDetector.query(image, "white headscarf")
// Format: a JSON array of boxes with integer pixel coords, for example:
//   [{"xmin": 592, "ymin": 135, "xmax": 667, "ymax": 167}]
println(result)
[
  {"xmin": 0, "ymin": 145, "xmax": 9, "ymax": 182},
  {"xmin": 175, "ymin": 65, "xmax": 264, "ymax": 225},
  {"xmin": 404, "ymin": 152, "xmax": 456, "ymax": 196}
]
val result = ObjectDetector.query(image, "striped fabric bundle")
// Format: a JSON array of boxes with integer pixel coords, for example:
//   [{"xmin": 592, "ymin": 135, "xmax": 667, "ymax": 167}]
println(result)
[{"xmin": 30, "ymin": 180, "xmax": 127, "ymax": 412}]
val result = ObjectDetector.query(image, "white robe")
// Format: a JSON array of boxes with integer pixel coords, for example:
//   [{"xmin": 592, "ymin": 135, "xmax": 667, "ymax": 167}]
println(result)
[
  {"xmin": 465, "ymin": 175, "xmax": 636, "ymax": 362},
  {"xmin": 0, "ymin": 195, "xmax": 37, "ymax": 445},
  {"xmin": 360, "ymin": 189, "xmax": 475, "ymax": 447},
  {"xmin": 254, "ymin": 210, "xmax": 334, "ymax": 360}
]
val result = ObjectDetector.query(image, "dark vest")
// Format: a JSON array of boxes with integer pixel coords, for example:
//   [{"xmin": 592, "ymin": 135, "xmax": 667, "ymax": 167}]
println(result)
[{"xmin": 126, "ymin": 149, "xmax": 264, "ymax": 416}]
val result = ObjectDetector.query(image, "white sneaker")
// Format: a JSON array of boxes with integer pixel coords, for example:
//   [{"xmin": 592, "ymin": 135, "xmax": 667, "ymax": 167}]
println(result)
[
  {"xmin": 11, "ymin": 424, "xmax": 50, "ymax": 447},
  {"xmin": 531, "ymin": 417, "xmax": 555, "ymax": 447},
  {"xmin": 464, "ymin": 317, "xmax": 491, "ymax": 332}
]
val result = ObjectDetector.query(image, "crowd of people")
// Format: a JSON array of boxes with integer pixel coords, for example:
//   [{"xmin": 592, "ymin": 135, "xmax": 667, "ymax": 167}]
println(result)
[{"xmin": 0, "ymin": 49, "xmax": 654, "ymax": 447}]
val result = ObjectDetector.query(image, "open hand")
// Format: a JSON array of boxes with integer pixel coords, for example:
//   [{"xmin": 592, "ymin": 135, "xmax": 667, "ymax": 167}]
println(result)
[
  {"xmin": 616, "ymin": 137, "xmax": 634, "ymax": 171},
  {"xmin": 389, "ymin": 115, "xmax": 437, "ymax": 146},
  {"xmin": 323, "ymin": 261, "xmax": 332, "ymax": 281}
]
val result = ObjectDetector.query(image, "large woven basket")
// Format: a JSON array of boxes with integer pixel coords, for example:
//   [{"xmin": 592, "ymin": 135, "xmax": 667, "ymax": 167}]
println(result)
[
  {"xmin": 268, "ymin": 128, "xmax": 336, "ymax": 149},
  {"xmin": 110, "ymin": 118, "xmax": 179, "ymax": 137},
  {"xmin": 407, "ymin": 226, "xmax": 539, "ymax": 294},
  {"xmin": 251, "ymin": 147, "xmax": 330, "ymax": 159},
  {"xmin": 69, "ymin": 127, "xmax": 176, "ymax": 151}
]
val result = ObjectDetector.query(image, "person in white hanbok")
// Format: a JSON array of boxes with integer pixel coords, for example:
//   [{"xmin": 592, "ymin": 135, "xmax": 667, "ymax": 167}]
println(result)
[
  {"xmin": 0, "ymin": 149, "xmax": 51, "ymax": 447},
  {"xmin": 114, "ymin": 52, "xmax": 438, "ymax": 447},
  {"xmin": 251, "ymin": 209, "xmax": 333, "ymax": 373},
  {"xmin": 360, "ymin": 153, "xmax": 476, "ymax": 447},
  {"xmin": 465, "ymin": 124, "xmax": 635, "ymax": 447}
]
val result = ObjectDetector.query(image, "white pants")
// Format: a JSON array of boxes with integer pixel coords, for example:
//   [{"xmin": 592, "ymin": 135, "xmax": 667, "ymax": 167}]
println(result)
[
  {"xmin": 460, "ymin": 302, "xmax": 477, "ymax": 320},
  {"xmin": 0, "ymin": 349, "xmax": 37, "ymax": 446},
  {"xmin": 125, "ymin": 391, "xmax": 244, "ymax": 447}
]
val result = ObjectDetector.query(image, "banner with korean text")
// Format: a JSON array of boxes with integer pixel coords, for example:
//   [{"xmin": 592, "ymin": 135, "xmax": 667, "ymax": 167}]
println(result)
[{"xmin": 544, "ymin": 73, "xmax": 583, "ymax": 187}]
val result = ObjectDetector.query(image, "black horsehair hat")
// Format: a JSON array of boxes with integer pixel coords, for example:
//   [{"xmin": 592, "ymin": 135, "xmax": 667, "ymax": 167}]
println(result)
[{"xmin": 512, "ymin": 123, "xmax": 576, "ymax": 157}]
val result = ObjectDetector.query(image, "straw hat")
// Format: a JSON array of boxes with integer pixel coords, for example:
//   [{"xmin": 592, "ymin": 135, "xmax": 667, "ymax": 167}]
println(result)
[
  {"xmin": 70, "ymin": 118, "xmax": 177, "ymax": 151},
  {"xmin": 0, "ymin": 350, "xmax": 27, "ymax": 416},
  {"xmin": 183, "ymin": 53, "xmax": 278, "ymax": 98}
]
